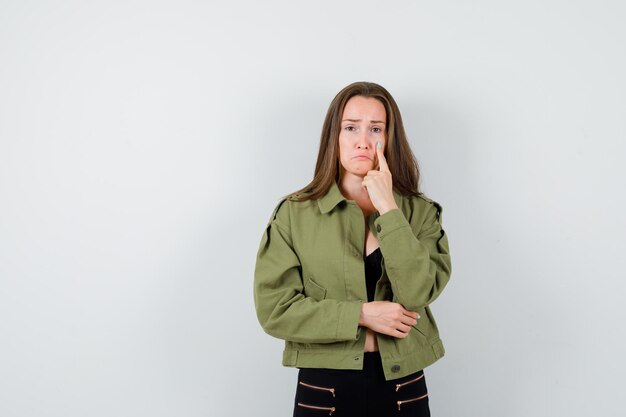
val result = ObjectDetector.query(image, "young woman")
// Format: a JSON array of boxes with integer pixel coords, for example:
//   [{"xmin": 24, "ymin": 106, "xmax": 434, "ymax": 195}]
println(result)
[{"xmin": 254, "ymin": 81, "xmax": 452, "ymax": 416}]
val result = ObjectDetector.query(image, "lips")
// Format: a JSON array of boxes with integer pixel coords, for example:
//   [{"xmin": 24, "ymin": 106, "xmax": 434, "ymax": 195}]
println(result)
[{"xmin": 353, "ymin": 154, "xmax": 371, "ymax": 160}]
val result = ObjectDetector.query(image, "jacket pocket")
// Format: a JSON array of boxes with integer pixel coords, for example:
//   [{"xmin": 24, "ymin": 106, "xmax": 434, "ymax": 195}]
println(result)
[
  {"xmin": 410, "ymin": 308, "xmax": 433, "ymax": 339},
  {"xmin": 411, "ymin": 321, "xmax": 428, "ymax": 339},
  {"xmin": 304, "ymin": 276, "xmax": 327, "ymax": 301}
]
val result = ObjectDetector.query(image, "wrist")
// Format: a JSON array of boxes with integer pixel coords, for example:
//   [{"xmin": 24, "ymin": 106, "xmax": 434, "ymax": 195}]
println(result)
[
  {"xmin": 358, "ymin": 303, "xmax": 369, "ymax": 327},
  {"xmin": 378, "ymin": 203, "xmax": 398, "ymax": 215}
]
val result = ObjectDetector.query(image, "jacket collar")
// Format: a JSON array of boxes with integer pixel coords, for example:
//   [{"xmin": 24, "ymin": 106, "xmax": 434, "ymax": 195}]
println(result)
[
  {"xmin": 318, "ymin": 180, "xmax": 346, "ymax": 214},
  {"xmin": 318, "ymin": 180, "xmax": 403, "ymax": 214}
]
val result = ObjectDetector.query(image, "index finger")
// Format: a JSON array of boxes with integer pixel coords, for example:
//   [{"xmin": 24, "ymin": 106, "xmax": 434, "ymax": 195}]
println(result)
[{"xmin": 376, "ymin": 142, "xmax": 390, "ymax": 172}]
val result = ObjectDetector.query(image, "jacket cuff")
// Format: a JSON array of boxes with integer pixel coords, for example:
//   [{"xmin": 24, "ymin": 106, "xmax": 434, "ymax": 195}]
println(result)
[
  {"xmin": 374, "ymin": 208, "xmax": 411, "ymax": 239},
  {"xmin": 337, "ymin": 300, "xmax": 363, "ymax": 340}
]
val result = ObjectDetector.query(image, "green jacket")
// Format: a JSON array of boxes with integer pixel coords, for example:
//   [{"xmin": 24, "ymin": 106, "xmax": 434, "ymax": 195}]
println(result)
[{"xmin": 253, "ymin": 180, "xmax": 452, "ymax": 381}]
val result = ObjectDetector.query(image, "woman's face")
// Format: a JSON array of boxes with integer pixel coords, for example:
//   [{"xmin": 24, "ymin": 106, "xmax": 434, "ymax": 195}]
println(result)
[{"xmin": 338, "ymin": 95, "xmax": 387, "ymax": 178}]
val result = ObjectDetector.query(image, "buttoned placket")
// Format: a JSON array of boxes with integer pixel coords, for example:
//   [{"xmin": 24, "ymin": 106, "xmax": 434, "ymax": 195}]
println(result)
[
  {"xmin": 344, "ymin": 202, "xmax": 367, "ymax": 303},
  {"xmin": 319, "ymin": 182, "xmax": 407, "ymax": 377}
]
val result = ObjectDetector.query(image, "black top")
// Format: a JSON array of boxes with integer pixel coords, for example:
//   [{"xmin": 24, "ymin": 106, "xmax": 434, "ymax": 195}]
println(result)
[{"xmin": 364, "ymin": 247, "xmax": 382, "ymax": 302}]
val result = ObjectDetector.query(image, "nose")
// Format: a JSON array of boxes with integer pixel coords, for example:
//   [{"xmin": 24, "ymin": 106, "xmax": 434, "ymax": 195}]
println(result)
[{"xmin": 356, "ymin": 131, "xmax": 370, "ymax": 149}]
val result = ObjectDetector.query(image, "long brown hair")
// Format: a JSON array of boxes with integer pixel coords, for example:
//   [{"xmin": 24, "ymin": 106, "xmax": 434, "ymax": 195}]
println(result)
[{"xmin": 284, "ymin": 81, "xmax": 422, "ymax": 201}]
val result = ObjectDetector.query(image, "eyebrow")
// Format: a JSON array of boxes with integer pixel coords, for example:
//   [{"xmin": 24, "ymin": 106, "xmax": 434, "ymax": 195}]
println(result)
[{"xmin": 342, "ymin": 119, "xmax": 386, "ymax": 124}]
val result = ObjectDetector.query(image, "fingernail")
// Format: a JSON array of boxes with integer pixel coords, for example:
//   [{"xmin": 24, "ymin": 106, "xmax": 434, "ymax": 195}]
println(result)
[
  {"xmin": 417, "ymin": 314, "xmax": 421, "ymax": 319},
  {"xmin": 377, "ymin": 141, "xmax": 382, "ymax": 149}
]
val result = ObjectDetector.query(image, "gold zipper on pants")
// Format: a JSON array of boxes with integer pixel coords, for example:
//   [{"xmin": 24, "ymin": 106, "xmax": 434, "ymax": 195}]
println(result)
[
  {"xmin": 397, "ymin": 393, "xmax": 429, "ymax": 410},
  {"xmin": 297, "ymin": 402, "xmax": 336, "ymax": 415},
  {"xmin": 299, "ymin": 381, "xmax": 336, "ymax": 397},
  {"xmin": 395, "ymin": 373, "xmax": 424, "ymax": 392}
]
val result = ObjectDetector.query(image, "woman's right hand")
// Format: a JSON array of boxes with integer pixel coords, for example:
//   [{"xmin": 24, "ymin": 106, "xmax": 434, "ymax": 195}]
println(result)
[{"xmin": 358, "ymin": 301, "xmax": 420, "ymax": 339}]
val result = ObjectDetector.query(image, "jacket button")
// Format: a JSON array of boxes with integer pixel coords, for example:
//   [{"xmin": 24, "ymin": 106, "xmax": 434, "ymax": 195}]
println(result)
[
  {"xmin": 391, "ymin": 365, "xmax": 400, "ymax": 372},
  {"xmin": 376, "ymin": 224, "xmax": 382, "ymax": 233}
]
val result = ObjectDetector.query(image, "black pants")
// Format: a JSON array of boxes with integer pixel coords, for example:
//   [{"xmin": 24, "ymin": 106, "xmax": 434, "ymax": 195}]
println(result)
[{"xmin": 293, "ymin": 351, "xmax": 430, "ymax": 416}]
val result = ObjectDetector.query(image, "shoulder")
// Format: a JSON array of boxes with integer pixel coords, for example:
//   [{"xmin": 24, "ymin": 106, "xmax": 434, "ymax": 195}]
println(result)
[
  {"xmin": 416, "ymin": 194, "xmax": 443, "ymax": 216},
  {"xmin": 403, "ymin": 193, "xmax": 445, "ymax": 225},
  {"xmin": 266, "ymin": 192, "xmax": 317, "ymax": 226}
]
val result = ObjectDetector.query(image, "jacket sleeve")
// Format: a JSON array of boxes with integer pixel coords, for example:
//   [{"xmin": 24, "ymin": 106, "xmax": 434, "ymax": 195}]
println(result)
[
  {"xmin": 253, "ymin": 200, "xmax": 364, "ymax": 344},
  {"xmin": 374, "ymin": 199, "xmax": 452, "ymax": 312}
]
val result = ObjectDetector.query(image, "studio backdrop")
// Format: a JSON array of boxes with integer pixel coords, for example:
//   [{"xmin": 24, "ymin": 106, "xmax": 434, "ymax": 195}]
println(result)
[{"xmin": 1, "ymin": 1, "xmax": 625, "ymax": 416}]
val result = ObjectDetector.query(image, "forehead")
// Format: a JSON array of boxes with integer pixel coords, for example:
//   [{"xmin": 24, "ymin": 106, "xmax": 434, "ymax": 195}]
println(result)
[{"xmin": 342, "ymin": 96, "xmax": 386, "ymax": 121}]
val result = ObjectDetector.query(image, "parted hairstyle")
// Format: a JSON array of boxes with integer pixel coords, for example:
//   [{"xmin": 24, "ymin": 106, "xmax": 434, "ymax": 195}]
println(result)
[{"xmin": 285, "ymin": 81, "xmax": 422, "ymax": 201}]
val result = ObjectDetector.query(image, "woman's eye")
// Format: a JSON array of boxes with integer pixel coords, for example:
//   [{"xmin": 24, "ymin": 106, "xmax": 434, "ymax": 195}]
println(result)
[
  {"xmin": 372, "ymin": 127, "xmax": 382, "ymax": 133},
  {"xmin": 345, "ymin": 126, "xmax": 356, "ymax": 132}
]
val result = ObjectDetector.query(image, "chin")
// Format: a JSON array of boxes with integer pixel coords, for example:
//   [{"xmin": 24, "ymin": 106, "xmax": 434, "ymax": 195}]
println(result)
[
  {"xmin": 340, "ymin": 163, "xmax": 372, "ymax": 178},
  {"xmin": 355, "ymin": 163, "xmax": 373, "ymax": 172},
  {"xmin": 348, "ymin": 168, "xmax": 369, "ymax": 177}
]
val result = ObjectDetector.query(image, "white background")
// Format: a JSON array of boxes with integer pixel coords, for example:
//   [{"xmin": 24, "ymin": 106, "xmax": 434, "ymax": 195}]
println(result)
[{"xmin": 1, "ymin": 1, "xmax": 625, "ymax": 416}]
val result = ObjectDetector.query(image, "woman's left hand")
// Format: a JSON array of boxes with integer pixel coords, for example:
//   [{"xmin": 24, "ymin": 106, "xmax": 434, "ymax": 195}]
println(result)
[{"xmin": 362, "ymin": 144, "xmax": 398, "ymax": 215}]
